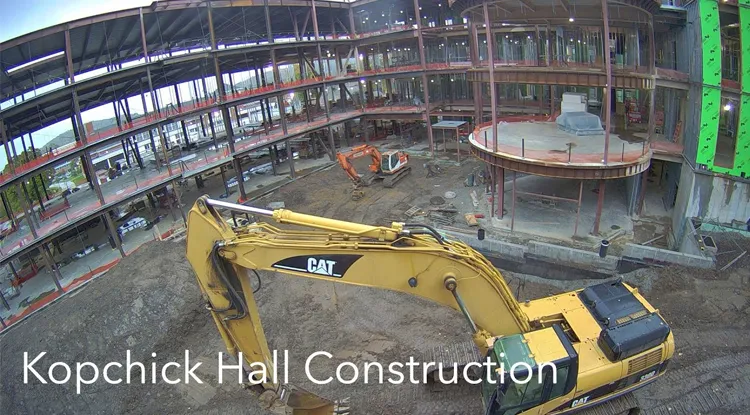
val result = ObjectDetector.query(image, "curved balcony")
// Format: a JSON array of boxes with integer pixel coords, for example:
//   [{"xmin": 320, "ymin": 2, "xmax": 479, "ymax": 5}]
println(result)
[{"xmin": 469, "ymin": 117, "xmax": 652, "ymax": 179}]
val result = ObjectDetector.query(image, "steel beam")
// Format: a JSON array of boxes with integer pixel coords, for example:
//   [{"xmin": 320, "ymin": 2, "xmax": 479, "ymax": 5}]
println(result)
[
  {"xmin": 465, "ymin": 69, "xmax": 654, "ymax": 89},
  {"xmin": 471, "ymin": 147, "xmax": 650, "ymax": 179}
]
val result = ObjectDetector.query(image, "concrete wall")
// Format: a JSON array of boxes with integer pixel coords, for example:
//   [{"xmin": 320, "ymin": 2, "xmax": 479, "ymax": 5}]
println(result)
[
  {"xmin": 526, "ymin": 241, "xmax": 618, "ymax": 271},
  {"xmin": 686, "ymin": 172, "xmax": 750, "ymax": 224},
  {"xmin": 441, "ymin": 230, "xmax": 619, "ymax": 271},
  {"xmin": 671, "ymin": 161, "xmax": 750, "ymax": 249},
  {"xmin": 623, "ymin": 243, "xmax": 715, "ymax": 269},
  {"xmin": 440, "ymin": 230, "xmax": 527, "ymax": 261}
]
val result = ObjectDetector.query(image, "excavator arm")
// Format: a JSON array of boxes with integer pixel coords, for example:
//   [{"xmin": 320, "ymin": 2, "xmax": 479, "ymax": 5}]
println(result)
[
  {"xmin": 335, "ymin": 145, "xmax": 382, "ymax": 186},
  {"xmin": 185, "ymin": 197, "xmax": 530, "ymax": 414}
]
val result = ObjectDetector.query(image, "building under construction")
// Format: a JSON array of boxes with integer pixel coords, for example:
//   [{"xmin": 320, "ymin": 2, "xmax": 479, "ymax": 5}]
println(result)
[{"xmin": 0, "ymin": 0, "xmax": 748, "ymax": 324}]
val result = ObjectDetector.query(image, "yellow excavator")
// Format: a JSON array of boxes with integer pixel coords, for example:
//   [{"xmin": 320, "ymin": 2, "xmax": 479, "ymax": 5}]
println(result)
[{"xmin": 185, "ymin": 197, "xmax": 674, "ymax": 415}]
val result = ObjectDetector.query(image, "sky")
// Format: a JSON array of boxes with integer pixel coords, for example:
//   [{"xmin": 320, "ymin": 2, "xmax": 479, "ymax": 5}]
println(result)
[
  {"xmin": 0, "ymin": 0, "xmax": 153, "ymax": 170},
  {"xmin": 0, "ymin": 0, "xmax": 342, "ymax": 171},
  {"xmin": 0, "ymin": 0, "xmax": 151, "ymax": 43}
]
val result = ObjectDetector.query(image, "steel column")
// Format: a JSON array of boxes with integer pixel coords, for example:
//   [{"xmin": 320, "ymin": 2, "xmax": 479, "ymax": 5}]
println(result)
[
  {"xmin": 208, "ymin": 2, "xmax": 244, "ymax": 201},
  {"xmin": 574, "ymin": 181, "xmax": 583, "ymax": 236},
  {"xmin": 146, "ymin": 68, "xmax": 171, "ymax": 176},
  {"xmin": 41, "ymin": 244, "xmax": 64, "ymax": 293},
  {"xmin": 292, "ymin": 8, "xmax": 300, "ymax": 41},
  {"xmin": 647, "ymin": 21, "xmax": 656, "ymax": 140},
  {"xmin": 278, "ymin": 97, "xmax": 288, "ymax": 135},
  {"xmin": 287, "ymin": 140, "xmax": 296, "ymax": 178},
  {"xmin": 593, "ymin": 179, "xmax": 606, "ymax": 235},
  {"xmin": 496, "ymin": 166, "xmax": 504, "ymax": 218},
  {"xmin": 15, "ymin": 182, "xmax": 62, "ymax": 292},
  {"xmin": 0, "ymin": 120, "xmax": 15, "ymax": 176},
  {"xmin": 269, "ymin": 146, "xmax": 277, "ymax": 175},
  {"xmin": 414, "ymin": 0, "xmax": 434, "ymax": 155},
  {"xmin": 348, "ymin": 7, "xmax": 357, "ymax": 38},
  {"xmin": 483, "ymin": 2, "xmax": 498, "ymax": 152},
  {"xmin": 511, "ymin": 172, "xmax": 516, "ymax": 230},
  {"xmin": 103, "ymin": 213, "xmax": 126, "ymax": 257},
  {"xmin": 65, "ymin": 29, "xmax": 76, "ymax": 83},
  {"xmin": 602, "ymin": 0, "xmax": 612, "ymax": 164},
  {"xmin": 264, "ymin": 0, "xmax": 274, "ymax": 43},
  {"xmin": 139, "ymin": 7, "xmax": 150, "ymax": 62},
  {"xmin": 311, "ymin": 0, "xmax": 331, "ymax": 121},
  {"xmin": 327, "ymin": 127, "xmax": 336, "ymax": 160},
  {"xmin": 637, "ymin": 170, "xmax": 648, "ymax": 216}
]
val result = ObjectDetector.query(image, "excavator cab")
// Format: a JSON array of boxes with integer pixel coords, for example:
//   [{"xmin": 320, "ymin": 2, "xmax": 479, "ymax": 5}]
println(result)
[
  {"xmin": 481, "ymin": 326, "xmax": 578, "ymax": 415},
  {"xmin": 380, "ymin": 150, "xmax": 408, "ymax": 173}
]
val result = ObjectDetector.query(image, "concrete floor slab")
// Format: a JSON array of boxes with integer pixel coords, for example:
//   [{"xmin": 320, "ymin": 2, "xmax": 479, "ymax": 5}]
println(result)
[{"xmin": 473, "ymin": 121, "xmax": 648, "ymax": 166}]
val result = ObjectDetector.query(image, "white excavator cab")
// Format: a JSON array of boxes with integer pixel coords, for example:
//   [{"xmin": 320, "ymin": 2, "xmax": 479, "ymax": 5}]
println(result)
[{"xmin": 380, "ymin": 150, "xmax": 408, "ymax": 173}]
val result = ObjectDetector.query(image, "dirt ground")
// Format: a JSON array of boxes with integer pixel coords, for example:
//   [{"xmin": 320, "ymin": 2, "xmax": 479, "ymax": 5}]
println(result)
[{"xmin": 1, "ymin": 160, "xmax": 749, "ymax": 415}]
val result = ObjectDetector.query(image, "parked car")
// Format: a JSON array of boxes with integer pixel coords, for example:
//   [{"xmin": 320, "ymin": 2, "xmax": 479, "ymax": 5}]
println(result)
[
  {"xmin": 1, "ymin": 284, "xmax": 20, "ymax": 300},
  {"xmin": 117, "ymin": 217, "xmax": 147, "ymax": 236},
  {"xmin": 71, "ymin": 244, "xmax": 99, "ymax": 260}
]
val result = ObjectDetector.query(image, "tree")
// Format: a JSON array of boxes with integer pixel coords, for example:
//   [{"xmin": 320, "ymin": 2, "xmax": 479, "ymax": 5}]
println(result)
[{"xmin": 1, "ymin": 149, "xmax": 56, "ymax": 216}]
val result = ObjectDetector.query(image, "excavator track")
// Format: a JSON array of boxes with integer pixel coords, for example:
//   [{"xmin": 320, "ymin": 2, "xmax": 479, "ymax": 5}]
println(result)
[
  {"xmin": 575, "ymin": 393, "xmax": 640, "ymax": 415},
  {"xmin": 383, "ymin": 166, "xmax": 411, "ymax": 188}
]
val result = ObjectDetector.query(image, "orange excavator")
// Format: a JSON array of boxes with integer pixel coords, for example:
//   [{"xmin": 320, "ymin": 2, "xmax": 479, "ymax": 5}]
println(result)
[{"xmin": 335, "ymin": 144, "xmax": 411, "ymax": 199}]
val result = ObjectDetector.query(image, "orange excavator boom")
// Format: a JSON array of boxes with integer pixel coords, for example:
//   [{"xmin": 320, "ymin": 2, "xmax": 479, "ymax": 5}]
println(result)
[{"xmin": 335, "ymin": 144, "xmax": 383, "ymax": 185}]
